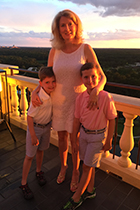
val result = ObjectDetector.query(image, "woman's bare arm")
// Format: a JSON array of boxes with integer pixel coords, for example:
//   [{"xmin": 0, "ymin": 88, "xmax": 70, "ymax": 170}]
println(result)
[
  {"xmin": 47, "ymin": 48, "xmax": 55, "ymax": 66},
  {"xmin": 84, "ymin": 44, "xmax": 107, "ymax": 109},
  {"xmin": 31, "ymin": 85, "xmax": 42, "ymax": 107}
]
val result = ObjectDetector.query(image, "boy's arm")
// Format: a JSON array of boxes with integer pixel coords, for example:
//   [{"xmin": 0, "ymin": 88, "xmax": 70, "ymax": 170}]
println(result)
[
  {"xmin": 102, "ymin": 118, "xmax": 115, "ymax": 152},
  {"xmin": 71, "ymin": 117, "xmax": 81, "ymax": 154},
  {"xmin": 27, "ymin": 115, "xmax": 39, "ymax": 146}
]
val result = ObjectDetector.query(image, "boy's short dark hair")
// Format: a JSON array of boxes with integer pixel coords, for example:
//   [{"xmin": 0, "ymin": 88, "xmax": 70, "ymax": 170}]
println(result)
[
  {"xmin": 38, "ymin": 66, "xmax": 55, "ymax": 81},
  {"xmin": 80, "ymin": 62, "xmax": 100, "ymax": 76}
]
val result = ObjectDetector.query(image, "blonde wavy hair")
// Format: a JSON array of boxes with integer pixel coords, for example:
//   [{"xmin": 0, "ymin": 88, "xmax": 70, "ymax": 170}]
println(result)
[{"xmin": 50, "ymin": 9, "xmax": 83, "ymax": 49}]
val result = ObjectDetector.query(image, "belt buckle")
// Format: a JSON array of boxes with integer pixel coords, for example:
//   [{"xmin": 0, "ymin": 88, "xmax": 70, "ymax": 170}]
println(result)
[{"xmin": 87, "ymin": 129, "xmax": 97, "ymax": 134}]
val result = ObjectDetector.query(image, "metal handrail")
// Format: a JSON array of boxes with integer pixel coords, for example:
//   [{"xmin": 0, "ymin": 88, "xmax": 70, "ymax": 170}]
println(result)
[{"xmin": 9, "ymin": 67, "xmax": 38, "ymax": 75}]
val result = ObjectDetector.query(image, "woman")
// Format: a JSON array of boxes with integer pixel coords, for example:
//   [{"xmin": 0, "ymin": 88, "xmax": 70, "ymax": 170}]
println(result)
[{"xmin": 32, "ymin": 9, "xmax": 106, "ymax": 192}]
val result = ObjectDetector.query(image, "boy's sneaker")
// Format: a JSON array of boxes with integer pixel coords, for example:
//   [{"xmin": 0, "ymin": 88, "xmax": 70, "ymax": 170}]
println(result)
[
  {"xmin": 19, "ymin": 183, "xmax": 34, "ymax": 200},
  {"xmin": 83, "ymin": 187, "xmax": 96, "ymax": 200},
  {"xmin": 36, "ymin": 171, "xmax": 46, "ymax": 186},
  {"xmin": 62, "ymin": 197, "xmax": 83, "ymax": 210}
]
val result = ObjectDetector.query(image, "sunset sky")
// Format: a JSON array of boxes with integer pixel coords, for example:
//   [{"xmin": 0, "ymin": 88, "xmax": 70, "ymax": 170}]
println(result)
[{"xmin": 0, "ymin": 0, "xmax": 140, "ymax": 48}]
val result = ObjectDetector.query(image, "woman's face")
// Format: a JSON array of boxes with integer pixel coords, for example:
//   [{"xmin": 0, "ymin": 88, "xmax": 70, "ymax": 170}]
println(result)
[{"xmin": 59, "ymin": 16, "xmax": 77, "ymax": 42}]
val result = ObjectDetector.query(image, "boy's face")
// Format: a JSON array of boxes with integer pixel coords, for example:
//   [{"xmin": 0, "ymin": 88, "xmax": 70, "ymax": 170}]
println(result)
[
  {"xmin": 81, "ymin": 68, "xmax": 100, "ymax": 93},
  {"xmin": 39, "ymin": 76, "xmax": 56, "ymax": 95}
]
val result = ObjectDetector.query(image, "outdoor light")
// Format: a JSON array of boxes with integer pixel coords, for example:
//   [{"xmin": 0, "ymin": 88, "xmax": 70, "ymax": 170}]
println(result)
[{"xmin": 0, "ymin": 69, "xmax": 16, "ymax": 142}]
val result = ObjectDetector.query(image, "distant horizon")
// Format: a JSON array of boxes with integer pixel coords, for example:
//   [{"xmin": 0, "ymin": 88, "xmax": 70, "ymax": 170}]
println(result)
[{"xmin": 1, "ymin": 45, "xmax": 140, "ymax": 50}]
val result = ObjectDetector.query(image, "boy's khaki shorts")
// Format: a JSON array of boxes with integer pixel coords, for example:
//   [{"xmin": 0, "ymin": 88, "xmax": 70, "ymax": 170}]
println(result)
[
  {"xmin": 26, "ymin": 123, "xmax": 51, "ymax": 157},
  {"xmin": 79, "ymin": 127, "xmax": 106, "ymax": 167}
]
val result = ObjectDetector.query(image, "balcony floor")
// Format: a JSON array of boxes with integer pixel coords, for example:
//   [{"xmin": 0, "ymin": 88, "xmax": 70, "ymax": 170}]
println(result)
[{"xmin": 0, "ymin": 124, "xmax": 140, "ymax": 210}]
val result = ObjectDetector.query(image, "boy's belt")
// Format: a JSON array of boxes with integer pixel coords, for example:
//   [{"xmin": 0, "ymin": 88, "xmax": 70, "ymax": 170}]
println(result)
[
  {"xmin": 34, "ymin": 121, "xmax": 51, "ymax": 128},
  {"xmin": 81, "ymin": 125, "xmax": 106, "ymax": 134}
]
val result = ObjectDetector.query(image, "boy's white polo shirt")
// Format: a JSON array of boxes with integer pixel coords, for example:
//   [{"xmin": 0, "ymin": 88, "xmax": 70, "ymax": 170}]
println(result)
[{"xmin": 28, "ymin": 87, "xmax": 52, "ymax": 124}]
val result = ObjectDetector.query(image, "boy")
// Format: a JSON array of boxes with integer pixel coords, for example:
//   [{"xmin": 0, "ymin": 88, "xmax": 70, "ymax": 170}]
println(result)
[
  {"xmin": 62, "ymin": 62, "xmax": 117, "ymax": 210},
  {"xmin": 20, "ymin": 66, "xmax": 56, "ymax": 200}
]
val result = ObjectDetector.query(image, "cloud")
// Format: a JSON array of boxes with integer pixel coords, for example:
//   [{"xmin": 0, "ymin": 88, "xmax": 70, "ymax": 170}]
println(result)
[
  {"xmin": 0, "ymin": 31, "xmax": 51, "ymax": 39},
  {"xmin": 0, "ymin": 31, "xmax": 52, "ymax": 47},
  {"xmin": 58, "ymin": 0, "xmax": 140, "ymax": 17},
  {"xmin": 86, "ymin": 29, "xmax": 140, "ymax": 41},
  {"xmin": 0, "ymin": 29, "xmax": 139, "ymax": 44},
  {"xmin": 0, "ymin": 30, "xmax": 52, "ymax": 46}
]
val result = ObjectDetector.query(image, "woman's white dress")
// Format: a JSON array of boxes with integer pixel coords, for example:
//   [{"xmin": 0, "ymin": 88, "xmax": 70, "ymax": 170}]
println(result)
[{"xmin": 52, "ymin": 43, "xmax": 86, "ymax": 133}]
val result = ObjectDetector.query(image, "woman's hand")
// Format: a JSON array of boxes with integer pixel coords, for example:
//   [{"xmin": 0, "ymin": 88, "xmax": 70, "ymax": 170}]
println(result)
[
  {"xmin": 87, "ymin": 88, "xmax": 99, "ymax": 110},
  {"xmin": 31, "ymin": 87, "xmax": 42, "ymax": 107}
]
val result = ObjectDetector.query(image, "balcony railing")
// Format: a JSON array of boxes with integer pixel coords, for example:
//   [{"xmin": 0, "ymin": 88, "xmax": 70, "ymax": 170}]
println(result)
[{"xmin": 0, "ymin": 64, "xmax": 140, "ymax": 189}]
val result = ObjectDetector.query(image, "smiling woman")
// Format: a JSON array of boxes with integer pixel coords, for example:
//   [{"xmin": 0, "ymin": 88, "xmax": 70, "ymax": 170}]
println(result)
[{"xmin": 51, "ymin": 9, "xmax": 83, "ymax": 50}]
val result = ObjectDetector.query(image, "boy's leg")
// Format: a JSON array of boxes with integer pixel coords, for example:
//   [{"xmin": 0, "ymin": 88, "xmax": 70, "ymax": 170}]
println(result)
[
  {"xmin": 35, "ymin": 149, "xmax": 46, "ymax": 186},
  {"xmin": 21, "ymin": 155, "xmax": 34, "ymax": 185},
  {"xmin": 87, "ymin": 167, "xmax": 95, "ymax": 193},
  {"xmin": 20, "ymin": 154, "xmax": 34, "ymax": 200},
  {"xmin": 36, "ymin": 149, "xmax": 44, "ymax": 172},
  {"xmin": 35, "ymin": 125, "xmax": 50, "ymax": 186},
  {"xmin": 72, "ymin": 163, "xmax": 93, "ymax": 202},
  {"xmin": 23, "ymin": 126, "xmax": 37, "ymax": 185}
]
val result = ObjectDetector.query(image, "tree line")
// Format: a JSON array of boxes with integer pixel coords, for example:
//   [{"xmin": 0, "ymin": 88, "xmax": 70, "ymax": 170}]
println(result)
[{"xmin": 0, "ymin": 47, "xmax": 50, "ymax": 69}]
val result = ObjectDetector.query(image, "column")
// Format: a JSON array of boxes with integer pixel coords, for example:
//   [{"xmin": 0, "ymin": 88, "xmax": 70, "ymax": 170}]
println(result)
[
  {"xmin": 11, "ymin": 84, "xmax": 19, "ymax": 116},
  {"xmin": 118, "ymin": 112, "xmax": 137, "ymax": 167},
  {"xmin": 20, "ymin": 86, "xmax": 28, "ymax": 120}
]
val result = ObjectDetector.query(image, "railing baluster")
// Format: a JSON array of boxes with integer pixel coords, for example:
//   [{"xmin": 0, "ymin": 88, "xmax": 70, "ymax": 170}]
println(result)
[
  {"xmin": 118, "ymin": 113, "xmax": 137, "ymax": 167},
  {"xmin": 20, "ymin": 85, "xmax": 28, "ymax": 120},
  {"xmin": 11, "ymin": 84, "xmax": 19, "ymax": 116}
]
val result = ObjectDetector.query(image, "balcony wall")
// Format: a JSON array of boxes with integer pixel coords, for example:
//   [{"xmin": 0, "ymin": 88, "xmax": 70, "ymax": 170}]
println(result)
[{"xmin": 0, "ymin": 64, "xmax": 140, "ymax": 189}]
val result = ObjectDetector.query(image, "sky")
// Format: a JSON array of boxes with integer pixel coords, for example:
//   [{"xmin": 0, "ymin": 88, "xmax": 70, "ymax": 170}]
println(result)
[{"xmin": 0, "ymin": 0, "xmax": 140, "ymax": 49}]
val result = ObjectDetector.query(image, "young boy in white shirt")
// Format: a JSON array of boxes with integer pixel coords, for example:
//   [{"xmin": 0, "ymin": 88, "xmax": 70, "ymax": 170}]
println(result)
[
  {"xmin": 20, "ymin": 66, "xmax": 56, "ymax": 200},
  {"xmin": 62, "ymin": 62, "xmax": 117, "ymax": 210}
]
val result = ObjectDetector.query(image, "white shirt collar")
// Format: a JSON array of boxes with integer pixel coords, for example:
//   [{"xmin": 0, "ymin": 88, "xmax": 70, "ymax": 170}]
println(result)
[{"xmin": 38, "ymin": 87, "xmax": 50, "ymax": 101}]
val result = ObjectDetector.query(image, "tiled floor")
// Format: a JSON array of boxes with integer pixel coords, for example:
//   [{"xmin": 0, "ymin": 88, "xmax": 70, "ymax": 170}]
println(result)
[{"xmin": 0, "ymin": 124, "xmax": 140, "ymax": 210}]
